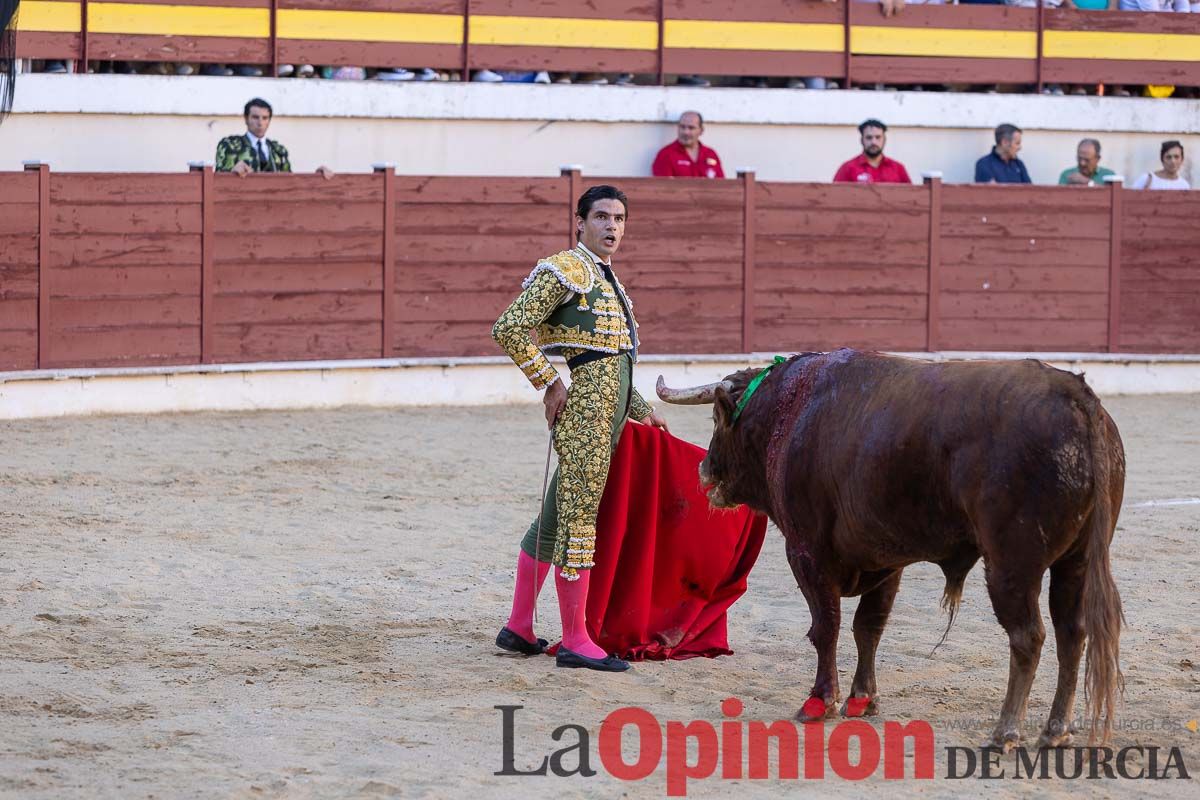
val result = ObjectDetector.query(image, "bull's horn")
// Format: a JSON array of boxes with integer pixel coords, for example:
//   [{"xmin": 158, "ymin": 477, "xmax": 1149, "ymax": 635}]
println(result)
[{"xmin": 655, "ymin": 375, "xmax": 734, "ymax": 405}]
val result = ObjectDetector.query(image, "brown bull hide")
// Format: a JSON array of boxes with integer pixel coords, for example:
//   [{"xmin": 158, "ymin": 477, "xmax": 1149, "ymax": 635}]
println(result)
[{"xmin": 667, "ymin": 349, "xmax": 1125, "ymax": 749}]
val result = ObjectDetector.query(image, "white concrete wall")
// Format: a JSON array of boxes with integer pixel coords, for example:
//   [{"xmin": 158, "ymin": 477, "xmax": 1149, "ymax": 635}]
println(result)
[
  {"xmin": 1, "ymin": 354, "xmax": 1197, "ymax": 420},
  {"xmin": 4, "ymin": 74, "xmax": 1199, "ymax": 184}
]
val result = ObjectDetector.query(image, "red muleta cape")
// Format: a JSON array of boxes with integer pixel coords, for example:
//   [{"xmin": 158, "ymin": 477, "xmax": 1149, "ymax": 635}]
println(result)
[{"xmin": 550, "ymin": 421, "xmax": 767, "ymax": 661}]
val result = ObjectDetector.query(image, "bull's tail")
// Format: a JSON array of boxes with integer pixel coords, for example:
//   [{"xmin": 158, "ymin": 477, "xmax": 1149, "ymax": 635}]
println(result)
[{"xmin": 1082, "ymin": 410, "xmax": 1124, "ymax": 744}]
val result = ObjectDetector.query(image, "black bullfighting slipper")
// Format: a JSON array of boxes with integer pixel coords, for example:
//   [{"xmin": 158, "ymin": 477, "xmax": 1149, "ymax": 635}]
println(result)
[
  {"xmin": 496, "ymin": 627, "xmax": 548, "ymax": 655},
  {"xmin": 555, "ymin": 646, "xmax": 631, "ymax": 672}
]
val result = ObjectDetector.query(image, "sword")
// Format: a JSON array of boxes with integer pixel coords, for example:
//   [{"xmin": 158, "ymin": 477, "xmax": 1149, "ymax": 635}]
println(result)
[{"xmin": 531, "ymin": 426, "xmax": 554, "ymax": 624}]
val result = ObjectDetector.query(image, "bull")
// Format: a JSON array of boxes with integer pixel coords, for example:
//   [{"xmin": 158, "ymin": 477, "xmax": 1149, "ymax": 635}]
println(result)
[{"xmin": 657, "ymin": 349, "xmax": 1124, "ymax": 749}]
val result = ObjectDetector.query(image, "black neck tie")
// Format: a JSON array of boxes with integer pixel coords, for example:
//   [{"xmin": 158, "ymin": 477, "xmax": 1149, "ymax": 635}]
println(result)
[{"xmin": 256, "ymin": 140, "xmax": 268, "ymax": 171}]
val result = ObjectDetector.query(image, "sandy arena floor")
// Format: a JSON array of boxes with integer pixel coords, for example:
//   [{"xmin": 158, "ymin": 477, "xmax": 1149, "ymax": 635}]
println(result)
[{"xmin": 1, "ymin": 394, "xmax": 1197, "ymax": 798}]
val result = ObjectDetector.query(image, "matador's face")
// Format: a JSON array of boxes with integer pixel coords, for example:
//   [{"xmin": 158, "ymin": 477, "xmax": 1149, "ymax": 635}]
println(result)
[
  {"xmin": 245, "ymin": 107, "xmax": 272, "ymax": 139},
  {"xmin": 577, "ymin": 198, "xmax": 626, "ymax": 260}
]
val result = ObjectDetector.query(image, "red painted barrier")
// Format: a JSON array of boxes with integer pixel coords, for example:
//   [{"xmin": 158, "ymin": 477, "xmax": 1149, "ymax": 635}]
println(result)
[{"xmin": 1, "ymin": 168, "xmax": 1197, "ymax": 373}]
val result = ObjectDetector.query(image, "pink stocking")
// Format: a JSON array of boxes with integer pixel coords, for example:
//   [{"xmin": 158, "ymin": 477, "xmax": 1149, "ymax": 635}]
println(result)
[
  {"xmin": 505, "ymin": 550, "xmax": 550, "ymax": 643},
  {"xmin": 556, "ymin": 569, "xmax": 606, "ymax": 659}
]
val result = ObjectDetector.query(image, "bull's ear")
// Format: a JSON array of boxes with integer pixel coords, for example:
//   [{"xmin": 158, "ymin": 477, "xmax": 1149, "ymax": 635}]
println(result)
[{"xmin": 713, "ymin": 385, "xmax": 736, "ymax": 427}]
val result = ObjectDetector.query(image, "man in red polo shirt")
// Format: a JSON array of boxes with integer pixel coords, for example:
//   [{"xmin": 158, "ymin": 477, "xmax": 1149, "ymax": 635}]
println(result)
[
  {"xmin": 833, "ymin": 119, "xmax": 912, "ymax": 184},
  {"xmin": 651, "ymin": 111, "xmax": 725, "ymax": 179}
]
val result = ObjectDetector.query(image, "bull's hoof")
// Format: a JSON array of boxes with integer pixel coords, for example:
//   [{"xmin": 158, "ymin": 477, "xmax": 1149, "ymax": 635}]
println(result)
[
  {"xmin": 1037, "ymin": 719, "xmax": 1074, "ymax": 749},
  {"xmin": 841, "ymin": 695, "xmax": 877, "ymax": 718},
  {"xmin": 796, "ymin": 696, "xmax": 836, "ymax": 722},
  {"xmin": 985, "ymin": 729, "xmax": 1021, "ymax": 754}
]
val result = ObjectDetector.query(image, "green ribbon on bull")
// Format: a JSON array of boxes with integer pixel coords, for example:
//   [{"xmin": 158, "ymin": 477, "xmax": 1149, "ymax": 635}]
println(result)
[{"xmin": 732, "ymin": 355, "xmax": 789, "ymax": 423}]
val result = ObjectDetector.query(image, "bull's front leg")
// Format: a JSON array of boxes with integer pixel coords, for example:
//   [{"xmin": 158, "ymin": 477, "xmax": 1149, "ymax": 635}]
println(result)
[{"xmin": 787, "ymin": 543, "xmax": 842, "ymax": 721}]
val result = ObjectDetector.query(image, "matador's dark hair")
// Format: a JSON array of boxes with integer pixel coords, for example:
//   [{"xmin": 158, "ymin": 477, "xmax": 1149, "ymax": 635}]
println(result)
[
  {"xmin": 0, "ymin": 0, "xmax": 20, "ymax": 121},
  {"xmin": 576, "ymin": 185, "xmax": 628, "ymax": 220},
  {"xmin": 244, "ymin": 97, "xmax": 273, "ymax": 118}
]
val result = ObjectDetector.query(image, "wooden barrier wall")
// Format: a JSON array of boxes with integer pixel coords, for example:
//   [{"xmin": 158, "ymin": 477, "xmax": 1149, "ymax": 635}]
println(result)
[
  {"xmin": 1, "ymin": 167, "xmax": 1199, "ymax": 373},
  {"xmin": 1120, "ymin": 191, "xmax": 1200, "ymax": 353},
  {"xmin": 15, "ymin": 1, "xmax": 1200, "ymax": 89}
]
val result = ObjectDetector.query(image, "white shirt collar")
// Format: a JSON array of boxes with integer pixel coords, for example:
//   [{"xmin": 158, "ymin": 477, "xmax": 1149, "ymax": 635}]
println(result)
[
  {"xmin": 245, "ymin": 131, "xmax": 268, "ymax": 149},
  {"xmin": 575, "ymin": 241, "xmax": 611, "ymax": 267}
]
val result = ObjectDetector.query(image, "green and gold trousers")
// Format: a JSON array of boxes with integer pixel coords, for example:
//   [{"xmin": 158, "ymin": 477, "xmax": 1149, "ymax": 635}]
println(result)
[{"xmin": 521, "ymin": 352, "xmax": 633, "ymax": 581}]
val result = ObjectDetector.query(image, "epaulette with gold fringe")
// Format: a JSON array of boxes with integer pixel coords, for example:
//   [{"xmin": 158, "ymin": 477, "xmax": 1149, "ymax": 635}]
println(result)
[{"xmin": 521, "ymin": 250, "xmax": 595, "ymax": 295}]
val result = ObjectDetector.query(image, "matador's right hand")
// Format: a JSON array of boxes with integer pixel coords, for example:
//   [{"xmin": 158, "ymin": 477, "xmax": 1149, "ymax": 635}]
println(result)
[{"xmin": 543, "ymin": 379, "xmax": 567, "ymax": 429}]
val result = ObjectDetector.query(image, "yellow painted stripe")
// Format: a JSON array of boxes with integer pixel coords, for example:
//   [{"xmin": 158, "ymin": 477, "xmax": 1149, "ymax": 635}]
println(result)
[
  {"xmin": 278, "ymin": 9, "xmax": 462, "ymax": 45},
  {"xmin": 469, "ymin": 15, "xmax": 657, "ymax": 51},
  {"xmin": 664, "ymin": 20, "xmax": 843, "ymax": 53},
  {"xmin": 15, "ymin": 1, "xmax": 82, "ymax": 33},
  {"xmin": 1045, "ymin": 30, "xmax": 1200, "ymax": 63},
  {"xmin": 17, "ymin": 7, "xmax": 1199, "ymax": 64},
  {"xmin": 852, "ymin": 26, "xmax": 1037, "ymax": 60},
  {"xmin": 88, "ymin": 3, "xmax": 268, "ymax": 38}
]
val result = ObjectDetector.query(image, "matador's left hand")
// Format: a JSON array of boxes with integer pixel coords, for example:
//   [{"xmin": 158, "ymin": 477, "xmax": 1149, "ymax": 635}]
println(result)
[{"xmin": 645, "ymin": 411, "xmax": 670, "ymax": 433}]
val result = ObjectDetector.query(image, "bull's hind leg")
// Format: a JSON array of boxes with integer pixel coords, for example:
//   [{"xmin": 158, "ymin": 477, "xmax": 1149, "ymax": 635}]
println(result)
[
  {"xmin": 1039, "ymin": 551, "xmax": 1087, "ymax": 748},
  {"xmin": 843, "ymin": 569, "xmax": 903, "ymax": 717},
  {"xmin": 985, "ymin": 572, "xmax": 1046, "ymax": 753}
]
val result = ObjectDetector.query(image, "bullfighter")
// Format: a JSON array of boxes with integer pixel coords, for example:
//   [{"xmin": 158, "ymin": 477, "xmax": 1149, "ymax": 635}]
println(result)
[{"xmin": 491, "ymin": 185, "xmax": 669, "ymax": 672}]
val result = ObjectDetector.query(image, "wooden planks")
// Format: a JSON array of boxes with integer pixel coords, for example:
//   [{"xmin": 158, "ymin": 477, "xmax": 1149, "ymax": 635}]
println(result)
[
  {"xmin": 753, "ymin": 181, "xmax": 929, "ymax": 352},
  {"xmin": 1043, "ymin": 9, "xmax": 1200, "ymax": 89},
  {"xmin": 850, "ymin": 5, "xmax": 1038, "ymax": 86},
  {"xmin": 0, "ymin": 173, "xmax": 40, "ymax": 371},
  {"xmin": 277, "ymin": 0, "xmax": 463, "ymax": 70},
  {"xmin": 583, "ymin": 177, "xmax": 744, "ymax": 355},
  {"xmin": 14, "ymin": 2, "xmax": 1200, "ymax": 87},
  {"xmin": 212, "ymin": 174, "xmax": 384, "ymax": 363},
  {"xmin": 663, "ymin": 0, "xmax": 843, "ymax": 79},
  {"xmin": 468, "ymin": 0, "xmax": 658, "ymax": 74},
  {"xmin": 5, "ymin": 171, "xmax": 1200, "ymax": 374},
  {"xmin": 1119, "ymin": 191, "xmax": 1200, "ymax": 352},
  {"xmin": 937, "ymin": 185, "xmax": 1111, "ymax": 352},
  {"xmin": 43, "ymin": 173, "xmax": 202, "ymax": 368},
  {"xmin": 392, "ymin": 176, "xmax": 567, "ymax": 357}
]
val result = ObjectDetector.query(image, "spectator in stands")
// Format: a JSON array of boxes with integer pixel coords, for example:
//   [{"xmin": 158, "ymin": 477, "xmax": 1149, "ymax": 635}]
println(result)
[
  {"xmin": 1130, "ymin": 140, "xmax": 1190, "ymax": 190},
  {"xmin": 975, "ymin": 123, "xmax": 1032, "ymax": 184},
  {"xmin": 1059, "ymin": 138, "xmax": 1115, "ymax": 186},
  {"xmin": 651, "ymin": 111, "xmax": 725, "ymax": 178},
  {"xmin": 832, "ymin": 119, "xmax": 912, "ymax": 184},
  {"xmin": 215, "ymin": 98, "xmax": 334, "ymax": 179}
]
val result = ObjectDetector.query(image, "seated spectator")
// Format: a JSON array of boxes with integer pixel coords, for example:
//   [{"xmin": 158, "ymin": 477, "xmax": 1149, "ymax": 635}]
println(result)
[
  {"xmin": 833, "ymin": 119, "xmax": 912, "ymax": 184},
  {"xmin": 1059, "ymin": 138, "xmax": 1115, "ymax": 186},
  {"xmin": 975, "ymin": 123, "xmax": 1032, "ymax": 184},
  {"xmin": 651, "ymin": 111, "xmax": 725, "ymax": 179},
  {"xmin": 1130, "ymin": 140, "xmax": 1190, "ymax": 190},
  {"xmin": 215, "ymin": 98, "xmax": 334, "ymax": 179}
]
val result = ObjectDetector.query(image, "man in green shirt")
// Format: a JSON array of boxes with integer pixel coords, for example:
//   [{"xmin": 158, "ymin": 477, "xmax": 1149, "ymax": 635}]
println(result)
[{"xmin": 1059, "ymin": 138, "xmax": 1115, "ymax": 186}]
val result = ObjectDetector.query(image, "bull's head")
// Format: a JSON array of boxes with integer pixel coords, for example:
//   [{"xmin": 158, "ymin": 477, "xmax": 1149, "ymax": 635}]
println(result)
[{"xmin": 656, "ymin": 367, "xmax": 768, "ymax": 511}]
